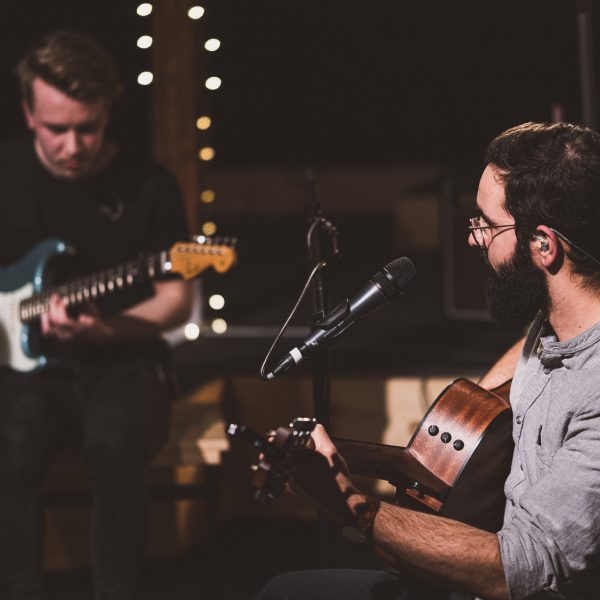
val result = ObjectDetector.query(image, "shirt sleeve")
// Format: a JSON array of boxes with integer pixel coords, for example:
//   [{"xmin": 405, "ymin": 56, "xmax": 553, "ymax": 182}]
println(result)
[{"xmin": 498, "ymin": 392, "xmax": 600, "ymax": 599}]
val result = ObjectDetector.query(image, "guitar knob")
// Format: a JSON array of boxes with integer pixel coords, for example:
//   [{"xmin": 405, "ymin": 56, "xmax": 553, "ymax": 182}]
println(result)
[
  {"xmin": 453, "ymin": 440, "xmax": 465, "ymax": 451},
  {"xmin": 440, "ymin": 432, "xmax": 452, "ymax": 443},
  {"xmin": 427, "ymin": 425, "xmax": 439, "ymax": 436}
]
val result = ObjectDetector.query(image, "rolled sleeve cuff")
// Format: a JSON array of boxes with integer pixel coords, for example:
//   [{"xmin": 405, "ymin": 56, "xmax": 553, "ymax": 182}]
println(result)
[{"xmin": 498, "ymin": 524, "xmax": 564, "ymax": 599}]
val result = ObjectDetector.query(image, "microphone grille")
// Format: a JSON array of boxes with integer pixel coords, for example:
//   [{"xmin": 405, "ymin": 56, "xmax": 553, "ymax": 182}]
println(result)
[{"xmin": 372, "ymin": 257, "xmax": 417, "ymax": 298}]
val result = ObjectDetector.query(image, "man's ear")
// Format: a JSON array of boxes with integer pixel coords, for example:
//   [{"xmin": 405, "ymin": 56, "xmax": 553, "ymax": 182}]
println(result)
[
  {"xmin": 22, "ymin": 100, "xmax": 35, "ymax": 129},
  {"xmin": 532, "ymin": 225, "xmax": 560, "ymax": 269}
]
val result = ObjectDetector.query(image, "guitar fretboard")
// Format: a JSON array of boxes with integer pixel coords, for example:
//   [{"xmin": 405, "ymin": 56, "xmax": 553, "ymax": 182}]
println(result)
[{"xmin": 19, "ymin": 250, "xmax": 169, "ymax": 323}]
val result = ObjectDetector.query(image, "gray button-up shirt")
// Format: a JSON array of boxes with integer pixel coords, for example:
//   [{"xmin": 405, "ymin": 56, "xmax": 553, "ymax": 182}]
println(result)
[{"xmin": 498, "ymin": 313, "xmax": 600, "ymax": 599}]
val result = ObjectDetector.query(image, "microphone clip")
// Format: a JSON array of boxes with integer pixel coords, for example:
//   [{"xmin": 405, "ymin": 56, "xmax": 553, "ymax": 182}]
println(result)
[{"xmin": 314, "ymin": 298, "xmax": 350, "ymax": 329}]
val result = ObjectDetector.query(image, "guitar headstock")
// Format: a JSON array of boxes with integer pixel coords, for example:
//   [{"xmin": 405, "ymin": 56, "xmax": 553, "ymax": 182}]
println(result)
[
  {"xmin": 168, "ymin": 236, "xmax": 237, "ymax": 280},
  {"xmin": 272, "ymin": 417, "xmax": 317, "ymax": 452},
  {"xmin": 227, "ymin": 417, "xmax": 317, "ymax": 503}
]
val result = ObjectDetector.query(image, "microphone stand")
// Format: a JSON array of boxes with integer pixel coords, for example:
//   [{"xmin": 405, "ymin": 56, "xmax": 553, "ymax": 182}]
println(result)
[
  {"xmin": 304, "ymin": 170, "xmax": 341, "ymax": 568},
  {"xmin": 304, "ymin": 170, "xmax": 340, "ymax": 428}
]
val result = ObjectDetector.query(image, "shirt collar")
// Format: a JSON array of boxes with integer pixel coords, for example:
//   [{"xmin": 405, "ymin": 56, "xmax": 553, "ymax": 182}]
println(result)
[{"xmin": 538, "ymin": 318, "xmax": 600, "ymax": 367}]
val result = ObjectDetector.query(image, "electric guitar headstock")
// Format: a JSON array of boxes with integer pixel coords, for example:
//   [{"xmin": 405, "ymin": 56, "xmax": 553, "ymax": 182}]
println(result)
[
  {"xmin": 168, "ymin": 235, "xmax": 237, "ymax": 280},
  {"xmin": 227, "ymin": 417, "xmax": 317, "ymax": 503}
]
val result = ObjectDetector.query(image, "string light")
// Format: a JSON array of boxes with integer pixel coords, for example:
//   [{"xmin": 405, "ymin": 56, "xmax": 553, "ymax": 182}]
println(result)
[
  {"xmin": 211, "ymin": 318, "xmax": 228, "ymax": 334},
  {"xmin": 188, "ymin": 6, "xmax": 205, "ymax": 19},
  {"xmin": 184, "ymin": 322, "xmax": 201, "ymax": 340},
  {"xmin": 200, "ymin": 189, "xmax": 216, "ymax": 203},
  {"xmin": 137, "ymin": 71, "xmax": 154, "ymax": 85},
  {"xmin": 136, "ymin": 3, "xmax": 152, "ymax": 16},
  {"xmin": 199, "ymin": 147, "xmax": 215, "ymax": 161},
  {"xmin": 202, "ymin": 221, "xmax": 217, "ymax": 236},
  {"xmin": 205, "ymin": 76, "xmax": 222, "ymax": 90},
  {"xmin": 137, "ymin": 35, "xmax": 153, "ymax": 49},
  {"xmin": 193, "ymin": 5, "xmax": 222, "ymax": 326},
  {"xmin": 209, "ymin": 294, "xmax": 225, "ymax": 310},
  {"xmin": 204, "ymin": 38, "xmax": 221, "ymax": 52},
  {"xmin": 196, "ymin": 116, "xmax": 212, "ymax": 130}
]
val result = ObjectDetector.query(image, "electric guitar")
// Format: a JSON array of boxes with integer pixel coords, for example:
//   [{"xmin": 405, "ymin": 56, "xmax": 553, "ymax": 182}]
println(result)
[
  {"xmin": 0, "ymin": 236, "xmax": 237, "ymax": 372},
  {"xmin": 229, "ymin": 379, "xmax": 513, "ymax": 533}
]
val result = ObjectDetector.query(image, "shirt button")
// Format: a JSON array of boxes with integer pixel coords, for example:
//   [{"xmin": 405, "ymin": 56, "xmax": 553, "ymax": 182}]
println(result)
[{"xmin": 515, "ymin": 415, "xmax": 523, "ymax": 425}]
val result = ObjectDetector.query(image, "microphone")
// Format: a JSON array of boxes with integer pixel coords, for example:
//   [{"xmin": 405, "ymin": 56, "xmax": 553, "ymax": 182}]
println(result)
[{"xmin": 264, "ymin": 257, "xmax": 416, "ymax": 379}]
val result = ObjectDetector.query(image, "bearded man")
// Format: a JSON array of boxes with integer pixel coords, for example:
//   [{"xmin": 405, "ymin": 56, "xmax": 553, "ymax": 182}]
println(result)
[{"xmin": 256, "ymin": 122, "xmax": 600, "ymax": 600}]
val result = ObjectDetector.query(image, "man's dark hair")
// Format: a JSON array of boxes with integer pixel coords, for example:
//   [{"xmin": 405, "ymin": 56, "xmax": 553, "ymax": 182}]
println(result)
[
  {"xmin": 486, "ymin": 121, "xmax": 600, "ymax": 289},
  {"xmin": 16, "ymin": 30, "xmax": 122, "ymax": 107}
]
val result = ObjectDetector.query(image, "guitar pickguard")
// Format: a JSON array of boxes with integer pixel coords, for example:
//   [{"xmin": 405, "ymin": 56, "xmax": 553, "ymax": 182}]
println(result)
[
  {"xmin": 0, "ymin": 238, "xmax": 73, "ymax": 372},
  {"xmin": 0, "ymin": 283, "xmax": 41, "ymax": 371}
]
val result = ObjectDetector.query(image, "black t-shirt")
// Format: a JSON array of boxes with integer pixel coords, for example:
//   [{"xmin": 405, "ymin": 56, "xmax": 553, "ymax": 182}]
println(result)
[{"xmin": 0, "ymin": 137, "xmax": 189, "ymax": 317}]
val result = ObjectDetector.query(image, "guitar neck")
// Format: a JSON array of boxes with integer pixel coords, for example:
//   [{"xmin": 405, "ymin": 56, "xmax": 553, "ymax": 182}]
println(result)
[
  {"xmin": 20, "ymin": 249, "xmax": 170, "ymax": 323},
  {"xmin": 332, "ymin": 437, "xmax": 448, "ymax": 495}
]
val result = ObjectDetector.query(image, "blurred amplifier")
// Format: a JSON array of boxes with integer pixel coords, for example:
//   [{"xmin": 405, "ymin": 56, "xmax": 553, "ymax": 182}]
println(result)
[{"xmin": 440, "ymin": 177, "xmax": 490, "ymax": 321}]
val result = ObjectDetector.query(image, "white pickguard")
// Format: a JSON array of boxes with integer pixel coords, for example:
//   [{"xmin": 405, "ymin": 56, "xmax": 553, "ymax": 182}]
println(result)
[{"xmin": 0, "ymin": 283, "xmax": 41, "ymax": 372}]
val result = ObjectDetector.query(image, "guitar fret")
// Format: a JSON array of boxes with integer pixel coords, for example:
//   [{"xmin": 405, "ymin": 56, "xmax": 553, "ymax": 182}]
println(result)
[{"xmin": 17, "ymin": 239, "xmax": 235, "ymax": 328}]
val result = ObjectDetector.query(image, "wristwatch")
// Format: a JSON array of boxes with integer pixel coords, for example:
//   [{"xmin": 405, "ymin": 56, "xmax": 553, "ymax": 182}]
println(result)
[{"xmin": 340, "ymin": 494, "xmax": 381, "ymax": 544}]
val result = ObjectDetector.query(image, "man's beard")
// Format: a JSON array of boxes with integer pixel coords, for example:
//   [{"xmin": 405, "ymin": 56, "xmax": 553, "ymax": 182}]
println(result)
[{"xmin": 484, "ymin": 243, "xmax": 549, "ymax": 329}]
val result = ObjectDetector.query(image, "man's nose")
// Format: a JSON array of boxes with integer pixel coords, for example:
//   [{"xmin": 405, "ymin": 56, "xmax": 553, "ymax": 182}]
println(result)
[
  {"xmin": 467, "ymin": 231, "xmax": 478, "ymax": 248},
  {"xmin": 64, "ymin": 130, "xmax": 82, "ymax": 155}
]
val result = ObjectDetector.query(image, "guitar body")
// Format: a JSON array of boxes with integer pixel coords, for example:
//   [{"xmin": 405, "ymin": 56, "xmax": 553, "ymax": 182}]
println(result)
[
  {"xmin": 335, "ymin": 379, "xmax": 513, "ymax": 532},
  {"xmin": 0, "ymin": 238, "xmax": 74, "ymax": 371}
]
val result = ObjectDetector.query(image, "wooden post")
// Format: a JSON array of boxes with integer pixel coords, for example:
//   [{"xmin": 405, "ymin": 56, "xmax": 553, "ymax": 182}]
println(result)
[{"xmin": 151, "ymin": 0, "xmax": 203, "ymax": 231}]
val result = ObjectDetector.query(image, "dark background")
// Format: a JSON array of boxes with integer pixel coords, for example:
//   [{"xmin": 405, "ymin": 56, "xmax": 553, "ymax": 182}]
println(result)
[
  {"xmin": 209, "ymin": 0, "xmax": 582, "ymax": 166},
  {"xmin": 0, "ymin": 1, "xmax": 584, "ymax": 163}
]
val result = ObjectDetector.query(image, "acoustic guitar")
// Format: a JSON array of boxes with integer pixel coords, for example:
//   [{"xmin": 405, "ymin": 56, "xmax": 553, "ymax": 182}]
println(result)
[
  {"xmin": 0, "ymin": 236, "xmax": 237, "ymax": 372},
  {"xmin": 229, "ymin": 378, "xmax": 513, "ymax": 533}
]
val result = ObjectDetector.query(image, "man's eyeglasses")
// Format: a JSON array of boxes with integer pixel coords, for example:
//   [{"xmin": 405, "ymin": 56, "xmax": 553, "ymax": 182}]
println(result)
[
  {"xmin": 468, "ymin": 217, "xmax": 600, "ymax": 268},
  {"xmin": 468, "ymin": 217, "xmax": 516, "ymax": 249}
]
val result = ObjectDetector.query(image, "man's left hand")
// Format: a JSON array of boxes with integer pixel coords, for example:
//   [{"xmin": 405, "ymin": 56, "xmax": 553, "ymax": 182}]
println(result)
[{"xmin": 40, "ymin": 293, "xmax": 112, "ymax": 342}]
